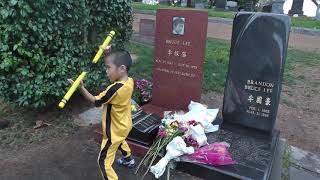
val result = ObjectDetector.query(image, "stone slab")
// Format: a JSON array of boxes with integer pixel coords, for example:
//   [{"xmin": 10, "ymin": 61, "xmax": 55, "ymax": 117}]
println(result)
[
  {"xmin": 291, "ymin": 146, "xmax": 320, "ymax": 175},
  {"xmin": 74, "ymin": 107, "xmax": 102, "ymax": 126},
  {"xmin": 269, "ymin": 138, "xmax": 286, "ymax": 180},
  {"xmin": 290, "ymin": 166, "xmax": 320, "ymax": 180}
]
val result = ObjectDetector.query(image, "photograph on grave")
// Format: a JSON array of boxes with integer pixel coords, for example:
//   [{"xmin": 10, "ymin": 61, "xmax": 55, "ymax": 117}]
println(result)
[
  {"xmin": 172, "ymin": 17, "xmax": 185, "ymax": 35},
  {"xmin": 223, "ymin": 12, "xmax": 291, "ymax": 132}
]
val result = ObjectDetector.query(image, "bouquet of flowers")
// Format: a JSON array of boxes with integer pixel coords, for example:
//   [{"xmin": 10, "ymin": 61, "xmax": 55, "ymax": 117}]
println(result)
[
  {"xmin": 135, "ymin": 102, "xmax": 228, "ymax": 179},
  {"xmin": 133, "ymin": 79, "xmax": 152, "ymax": 105},
  {"xmin": 135, "ymin": 114, "xmax": 206, "ymax": 179},
  {"xmin": 135, "ymin": 118, "xmax": 186, "ymax": 179}
]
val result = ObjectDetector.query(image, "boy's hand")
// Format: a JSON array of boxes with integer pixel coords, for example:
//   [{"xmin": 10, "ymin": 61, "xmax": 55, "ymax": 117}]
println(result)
[
  {"xmin": 67, "ymin": 79, "xmax": 84, "ymax": 89},
  {"xmin": 67, "ymin": 78, "xmax": 95, "ymax": 103},
  {"xmin": 100, "ymin": 45, "xmax": 112, "ymax": 55}
]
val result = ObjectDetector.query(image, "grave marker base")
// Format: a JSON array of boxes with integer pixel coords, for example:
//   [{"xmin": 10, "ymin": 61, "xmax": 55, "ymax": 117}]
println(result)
[
  {"xmin": 177, "ymin": 122, "xmax": 279, "ymax": 180},
  {"xmin": 94, "ymin": 121, "xmax": 279, "ymax": 180}
]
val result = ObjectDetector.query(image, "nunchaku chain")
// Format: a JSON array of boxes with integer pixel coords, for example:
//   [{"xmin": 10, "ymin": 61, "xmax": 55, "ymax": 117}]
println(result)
[{"xmin": 58, "ymin": 31, "xmax": 115, "ymax": 109}]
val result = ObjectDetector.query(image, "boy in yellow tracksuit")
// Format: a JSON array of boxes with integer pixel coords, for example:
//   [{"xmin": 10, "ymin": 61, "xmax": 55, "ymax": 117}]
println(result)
[{"xmin": 68, "ymin": 47, "xmax": 135, "ymax": 180}]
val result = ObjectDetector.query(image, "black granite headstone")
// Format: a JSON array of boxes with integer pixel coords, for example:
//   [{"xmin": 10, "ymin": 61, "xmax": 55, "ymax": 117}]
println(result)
[
  {"xmin": 244, "ymin": 0, "xmax": 254, "ymax": 11},
  {"xmin": 176, "ymin": 12, "xmax": 291, "ymax": 180},
  {"xmin": 215, "ymin": 0, "xmax": 226, "ymax": 9},
  {"xmin": 223, "ymin": 12, "xmax": 291, "ymax": 133}
]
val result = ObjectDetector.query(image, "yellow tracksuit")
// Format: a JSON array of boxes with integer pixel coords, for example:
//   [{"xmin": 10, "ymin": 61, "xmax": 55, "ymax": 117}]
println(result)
[{"xmin": 95, "ymin": 77, "xmax": 134, "ymax": 180}]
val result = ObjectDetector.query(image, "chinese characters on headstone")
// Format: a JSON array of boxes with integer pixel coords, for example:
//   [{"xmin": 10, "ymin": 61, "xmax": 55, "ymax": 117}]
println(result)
[{"xmin": 150, "ymin": 9, "xmax": 208, "ymax": 110}]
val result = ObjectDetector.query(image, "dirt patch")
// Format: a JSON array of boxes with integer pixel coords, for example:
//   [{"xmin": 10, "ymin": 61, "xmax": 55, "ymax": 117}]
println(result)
[
  {"xmin": 279, "ymin": 65, "xmax": 320, "ymax": 153},
  {"xmin": 0, "ymin": 126, "xmax": 201, "ymax": 180},
  {"xmin": 0, "ymin": 96, "xmax": 201, "ymax": 179},
  {"xmin": 281, "ymin": 66, "xmax": 320, "ymax": 113},
  {"xmin": 276, "ymin": 104, "xmax": 320, "ymax": 153},
  {"xmin": 0, "ymin": 95, "xmax": 92, "ymax": 150}
]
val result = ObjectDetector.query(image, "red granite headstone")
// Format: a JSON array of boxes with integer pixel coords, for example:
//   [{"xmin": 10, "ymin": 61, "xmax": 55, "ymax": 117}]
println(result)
[{"xmin": 143, "ymin": 9, "xmax": 208, "ymax": 115}]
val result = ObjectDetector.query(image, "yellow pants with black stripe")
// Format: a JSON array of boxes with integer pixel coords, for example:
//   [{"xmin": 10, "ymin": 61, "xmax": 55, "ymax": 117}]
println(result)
[{"xmin": 98, "ymin": 138, "xmax": 131, "ymax": 180}]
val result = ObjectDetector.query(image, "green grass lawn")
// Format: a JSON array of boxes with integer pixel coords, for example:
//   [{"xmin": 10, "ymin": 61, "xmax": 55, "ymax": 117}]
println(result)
[
  {"xmin": 128, "ymin": 39, "xmax": 320, "ymax": 92},
  {"xmin": 132, "ymin": 2, "xmax": 235, "ymax": 19},
  {"xmin": 284, "ymin": 48, "xmax": 320, "ymax": 84},
  {"xmin": 133, "ymin": 2, "xmax": 320, "ymax": 29},
  {"xmin": 291, "ymin": 16, "xmax": 320, "ymax": 29}
]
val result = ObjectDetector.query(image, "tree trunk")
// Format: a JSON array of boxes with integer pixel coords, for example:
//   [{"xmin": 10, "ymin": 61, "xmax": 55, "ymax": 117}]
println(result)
[{"xmin": 288, "ymin": 0, "xmax": 304, "ymax": 16}]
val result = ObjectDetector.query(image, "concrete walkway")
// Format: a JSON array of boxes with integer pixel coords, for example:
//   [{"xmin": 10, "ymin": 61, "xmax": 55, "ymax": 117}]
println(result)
[
  {"xmin": 290, "ymin": 146, "xmax": 320, "ymax": 180},
  {"xmin": 133, "ymin": 13, "xmax": 320, "ymax": 52}
]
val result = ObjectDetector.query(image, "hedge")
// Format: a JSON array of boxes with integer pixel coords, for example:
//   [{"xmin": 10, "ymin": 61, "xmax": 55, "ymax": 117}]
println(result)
[{"xmin": 0, "ymin": 0, "xmax": 133, "ymax": 108}]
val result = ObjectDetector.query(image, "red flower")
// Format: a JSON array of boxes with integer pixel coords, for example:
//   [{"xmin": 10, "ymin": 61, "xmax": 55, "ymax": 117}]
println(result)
[
  {"xmin": 158, "ymin": 131, "xmax": 167, "ymax": 138},
  {"xmin": 188, "ymin": 120, "xmax": 197, "ymax": 126}
]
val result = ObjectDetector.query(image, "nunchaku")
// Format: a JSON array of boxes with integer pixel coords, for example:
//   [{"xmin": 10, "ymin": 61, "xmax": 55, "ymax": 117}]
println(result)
[{"xmin": 58, "ymin": 31, "xmax": 115, "ymax": 109}]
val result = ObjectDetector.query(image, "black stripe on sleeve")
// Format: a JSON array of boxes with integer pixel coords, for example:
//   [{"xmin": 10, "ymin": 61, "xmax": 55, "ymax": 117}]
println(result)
[{"xmin": 95, "ymin": 83, "xmax": 123, "ymax": 107}]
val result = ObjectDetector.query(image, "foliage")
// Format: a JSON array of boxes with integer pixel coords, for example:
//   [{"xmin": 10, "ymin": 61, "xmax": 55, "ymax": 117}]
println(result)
[{"xmin": 0, "ymin": 0, "xmax": 133, "ymax": 108}]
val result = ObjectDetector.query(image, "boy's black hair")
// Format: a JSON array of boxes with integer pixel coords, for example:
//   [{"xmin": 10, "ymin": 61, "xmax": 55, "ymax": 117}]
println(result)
[{"xmin": 105, "ymin": 49, "xmax": 132, "ymax": 72}]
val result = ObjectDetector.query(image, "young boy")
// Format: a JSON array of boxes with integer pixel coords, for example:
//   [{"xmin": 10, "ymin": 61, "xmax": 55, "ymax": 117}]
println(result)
[{"xmin": 68, "ymin": 46, "xmax": 135, "ymax": 180}]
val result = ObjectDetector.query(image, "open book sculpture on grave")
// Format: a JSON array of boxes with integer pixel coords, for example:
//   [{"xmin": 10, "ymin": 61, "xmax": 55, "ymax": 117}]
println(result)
[{"xmin": 176, "ymin": 12, "xmax": 291, "ymax": 180}]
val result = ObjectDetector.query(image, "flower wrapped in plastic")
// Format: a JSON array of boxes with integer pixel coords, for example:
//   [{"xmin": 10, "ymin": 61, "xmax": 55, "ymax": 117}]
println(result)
[
  {"xmin": 184, "ymin": 142, "xmax": 236, "ymax": 166},
  {"xmin": 189, "ymin": 124, "xmax": 208, "ymax": 147},
  {"xmin": 179, "ymin": 101, "xmax": 219, "ymax": 133},
  {"xmin": 150, "ymin": 136, "xmax": 194, "ymax": 178}
]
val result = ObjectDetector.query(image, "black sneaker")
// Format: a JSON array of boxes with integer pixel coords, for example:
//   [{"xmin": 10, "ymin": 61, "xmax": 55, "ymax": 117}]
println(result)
[{"xmin": 116, "ymin": 156, "xmax": 135, "ymax": 168}]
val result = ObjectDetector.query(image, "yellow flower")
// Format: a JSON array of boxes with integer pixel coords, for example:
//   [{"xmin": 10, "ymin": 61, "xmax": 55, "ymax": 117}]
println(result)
[{"xmin": 131, "ymin": 105, "xmax": 137, "ymax": 112}]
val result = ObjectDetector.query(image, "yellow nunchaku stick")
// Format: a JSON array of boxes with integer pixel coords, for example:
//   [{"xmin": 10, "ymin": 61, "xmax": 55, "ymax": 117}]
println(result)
[
  {"xmin": 92, "ymin": 31, "xmax": 115, "ymax": 64},
  {"xmin": 58, "ymin": 31, "xmax": 116, "ymax": 109},
  {"xmin": 58, "ymin": 72, "xmax": 87, "ymax": 109}
]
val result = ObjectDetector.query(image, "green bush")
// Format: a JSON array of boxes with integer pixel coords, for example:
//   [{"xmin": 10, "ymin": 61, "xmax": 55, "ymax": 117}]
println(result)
[{"xmin": 0, "ymin": 0, "xmax": 133, "ymax": 108}]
